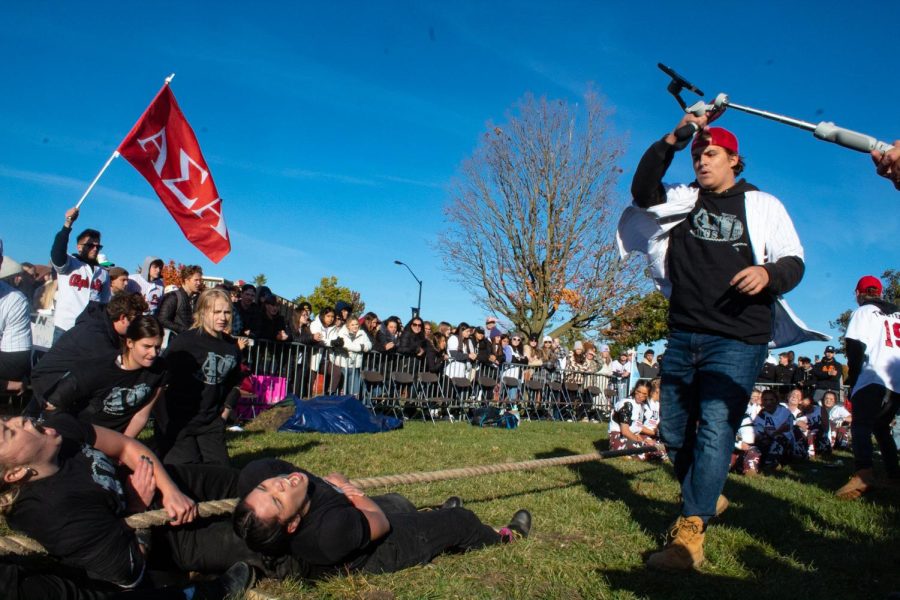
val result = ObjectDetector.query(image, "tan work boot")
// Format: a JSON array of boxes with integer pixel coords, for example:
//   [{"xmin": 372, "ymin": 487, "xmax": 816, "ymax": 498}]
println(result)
[
  {"xmin": 835, "ymin": 468, "xmax": 876, "ymax": 500},
  {"xmin": 714, "ymin": 495, "xmax": 729, "ymax": 517},
  {"xmin": 646, "ymin": 516, "xmax": 706, "ymax": 571}
]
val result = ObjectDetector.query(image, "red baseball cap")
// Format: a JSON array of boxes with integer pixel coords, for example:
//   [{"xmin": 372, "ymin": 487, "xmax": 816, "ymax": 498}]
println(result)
[
  {"xmin": 691, "ymin": 127, "xmax": 739, "ymax": 154},
  {"xmin": 855, "ymin": 275, "xmax": 883, "ymax": 296}
]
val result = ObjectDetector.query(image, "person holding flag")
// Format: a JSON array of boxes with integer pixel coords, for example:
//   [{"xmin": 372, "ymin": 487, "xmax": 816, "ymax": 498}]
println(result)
[{"xmin": 49, "ymin": 208, "xmax": 110, "ymax": 339}]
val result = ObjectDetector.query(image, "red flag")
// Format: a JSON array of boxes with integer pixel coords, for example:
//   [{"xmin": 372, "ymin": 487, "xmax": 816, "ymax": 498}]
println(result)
[{"xmin": 118, "ymin": 85, "xmax": 231, "ymax": 263}]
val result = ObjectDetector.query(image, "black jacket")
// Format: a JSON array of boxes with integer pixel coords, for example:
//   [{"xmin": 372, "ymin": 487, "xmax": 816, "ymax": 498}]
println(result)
[
  {"xmin": 158, "ymin": 288, "xmax": 197, "ymax": 334},
  {"xmin": 31, "ymin": 304, "xmax": 120, "ymax": 401}
]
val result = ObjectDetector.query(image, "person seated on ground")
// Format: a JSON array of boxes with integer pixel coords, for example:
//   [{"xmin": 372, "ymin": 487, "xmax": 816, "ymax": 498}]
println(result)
[
  {"xmin": 0, "ymin": 413, "xmax": 259, "ymax": 599},
  {"xmin": 41, "ymin": 315, "xmax": 166, "ymax": 437},
  {"xmin": 232, "ymin": 458, "xmax": 531, "ymax": 580},
  {"xmin": 823, "ymin": 391, "xmax": 852, "ymax": 449},
  {"xmin": 794, "ymin": 395, "xmax": 832, "ymax": 458},
  {"xmin": 782, "ymin": 388, "xmax": 803, "ymax": 417},
  {"xmin": 28, "ymin": 293, "xmax": 148, "ymax": 415},
  {"xmin": 155, "ymin": 289, "xmax": 243, "ymax": 466},
  {"xmin": 732, "ymin": 389, "xmax": 764, "ymax": 475},
  {"xmin": 609, "ymin": 381, "xmax": 657, "ymax": 459},
  {"xmin": 752, "ymin": 389, "xmax": 801, "ymax": 469},
  {"xmin": 641, "ymin": 378, "xmax": 662, "ymax": 442}
]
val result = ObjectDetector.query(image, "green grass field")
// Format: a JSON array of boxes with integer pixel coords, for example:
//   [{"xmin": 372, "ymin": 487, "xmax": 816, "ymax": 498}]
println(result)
[{"xmin": 230, "ymin": 415, "xmax": 900, "ymax": 600}]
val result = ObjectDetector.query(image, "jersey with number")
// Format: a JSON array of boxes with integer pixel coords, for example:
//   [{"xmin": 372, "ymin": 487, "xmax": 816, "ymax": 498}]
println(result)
[
  {"xmin": 846, "ymin": 302, "xmax": 900, "ymax": 394},
  {"xmin": 642, "ymin": 399, "xmax": 660, "ymax": 432}
]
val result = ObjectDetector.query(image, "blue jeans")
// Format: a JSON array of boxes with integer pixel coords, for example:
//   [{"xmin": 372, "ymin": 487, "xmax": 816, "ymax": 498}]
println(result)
[{"xmin": 659, "ymin": 331, "xmax": 767, "ymax": 523}]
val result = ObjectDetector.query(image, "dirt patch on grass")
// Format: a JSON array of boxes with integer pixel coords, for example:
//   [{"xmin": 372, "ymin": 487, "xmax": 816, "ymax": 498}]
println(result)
[
  {"xmin": 242, "ymin": 403, "xmax": 294, "ymax": 433},
  {"xmin": 358, "ymin": 591, "xmax": 395, "ymax": 600}
]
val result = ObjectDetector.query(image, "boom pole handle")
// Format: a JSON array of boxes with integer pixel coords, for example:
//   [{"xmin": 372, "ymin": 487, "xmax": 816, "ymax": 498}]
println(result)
[{"xmin": 813, "ymin": 122, "xmax": 894, "ymax": 154}]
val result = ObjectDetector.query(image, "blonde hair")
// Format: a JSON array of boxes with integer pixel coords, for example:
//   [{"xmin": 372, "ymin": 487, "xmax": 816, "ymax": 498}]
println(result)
[{"xmin": 191, "ymin": 288, "xmax": 233, "ymax": 333}]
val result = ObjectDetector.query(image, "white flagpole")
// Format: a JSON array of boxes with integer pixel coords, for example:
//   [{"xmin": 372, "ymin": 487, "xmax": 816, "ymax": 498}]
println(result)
[
  {"xmin": 73, "ymin": 73, "xmax": 175, "ymax": 210},
  {"xmin": 74, "ymin": 149, "xmax": 120, "ymax": 209}
]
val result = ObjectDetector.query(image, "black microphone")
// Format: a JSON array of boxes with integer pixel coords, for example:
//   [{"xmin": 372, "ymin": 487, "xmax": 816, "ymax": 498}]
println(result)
[{"xmin": 658, "ymin": 63, "xmax": 704, "ymax": 97}]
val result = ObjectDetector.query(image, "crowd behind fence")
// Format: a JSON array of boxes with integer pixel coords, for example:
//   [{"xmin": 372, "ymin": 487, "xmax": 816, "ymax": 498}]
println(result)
[{"xmin": 243, "ymin": 339, "xmax": 629, "ymax": 423}]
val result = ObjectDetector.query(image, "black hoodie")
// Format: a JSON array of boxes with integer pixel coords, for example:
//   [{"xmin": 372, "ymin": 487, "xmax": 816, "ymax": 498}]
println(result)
[{"xmin": 632, "ymin": 138, "xmax": 804, "ymax": 343}]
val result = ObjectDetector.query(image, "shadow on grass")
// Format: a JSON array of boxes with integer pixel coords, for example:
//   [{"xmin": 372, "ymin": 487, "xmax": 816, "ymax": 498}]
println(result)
[
  {"xmin": 589, "ymin": 459, "xmax": 900, "ymax": 599},
  {"xmin": 229, "ymin": 440, "xmax": 322, "ymax": 468}
]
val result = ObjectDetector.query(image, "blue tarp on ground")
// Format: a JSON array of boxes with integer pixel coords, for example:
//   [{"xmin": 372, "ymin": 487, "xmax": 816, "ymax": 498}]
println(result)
[{"xmin": 278, "ymin": 395, "xmax": 403, "ymax": 434}]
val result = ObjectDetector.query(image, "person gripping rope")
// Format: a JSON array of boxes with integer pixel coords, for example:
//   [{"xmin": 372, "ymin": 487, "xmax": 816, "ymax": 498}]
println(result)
[{"xmin": 618, "ymin": 112, "xmax": 823, "ymax": 571}]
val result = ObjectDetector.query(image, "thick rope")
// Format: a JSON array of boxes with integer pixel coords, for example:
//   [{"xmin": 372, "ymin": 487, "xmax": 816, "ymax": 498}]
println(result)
[{"xmin": 0, "ymin": 444, "xmax": 660, "ymax": 557}]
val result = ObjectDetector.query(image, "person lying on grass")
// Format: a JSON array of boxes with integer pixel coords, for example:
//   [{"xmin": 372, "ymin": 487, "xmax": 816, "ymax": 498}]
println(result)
[
  {"xmin": 232, "ymin": 458, "xmax": 531, "ymax": 579},
  {"xmin": 0, "ymin": 413, "xmax": 257, "ymax": 599}
]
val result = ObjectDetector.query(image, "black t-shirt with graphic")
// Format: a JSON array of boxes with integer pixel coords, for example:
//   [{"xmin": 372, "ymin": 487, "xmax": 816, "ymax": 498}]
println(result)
[
  {"xmin": 163, "ymin": 328, "xmax": 242, "ymax": 432},
  {"xmin": 237, "ymin": 459, "xmax": 372, "ymax": 579},
  {"xmin": 667, "ymin": 180, "xmax": 774, "ymax": 344},
  {"xmin": 46, "ymin": 357, "xmax": 168, "ymax": 432},
  {"xmin": 6, "ymin": 414, "xmax": 144, "ymax": 588}
]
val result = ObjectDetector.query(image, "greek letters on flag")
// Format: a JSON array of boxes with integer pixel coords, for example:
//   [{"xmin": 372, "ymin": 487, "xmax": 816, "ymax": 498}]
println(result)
[{"xmin": 118, "ymin": 85, "xmax": 231, "ymax": 263}]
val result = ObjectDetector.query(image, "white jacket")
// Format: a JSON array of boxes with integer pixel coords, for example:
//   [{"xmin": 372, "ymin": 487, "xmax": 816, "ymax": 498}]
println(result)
[
  {"xmin": 332, "ymin": 326, "xmax": 372, "ymax": 369},
  {"xmin": 308, "ymin": 318, "xmax": 338, "ymax": 370},
  {"xmin": 616, "ymin": 184, "xmax": 828, "ymax": 349}
]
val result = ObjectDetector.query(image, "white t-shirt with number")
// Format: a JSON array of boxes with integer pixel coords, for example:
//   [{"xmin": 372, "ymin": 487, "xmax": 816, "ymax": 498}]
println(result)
[{"xmin": 845, "ymin": 303, "xmax": 900, "ymax": 395}]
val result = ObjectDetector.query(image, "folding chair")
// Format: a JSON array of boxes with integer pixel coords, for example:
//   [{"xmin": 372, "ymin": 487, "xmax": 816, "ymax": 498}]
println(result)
[
  {"xmin": 390, "ymin": 371, "xmax": 415, "ymax": 420},
  {"xmin": 522, "ymin": 378, "xmax": 546, "ymax": 421},
  {"xmin": 360, "ymin": 370, "xmax": 385, "ymax": 414},
  {"xmin": 499, "ymin": 376, "xmax": 520, "ymax": 408},
  {"xmin": 449, "ymin": 376, "xmax": 474, "ymax": 422},
  {"xmin": 476, "ymin": 375, "xmax": 498, "ymax": 407},
  {"xmin": 414, "ymin": 372, "xmax": 447, "ymax": 423},
  {"xmin": 564, "ymin": 381, "xmax": 582, "ymax": 421}
]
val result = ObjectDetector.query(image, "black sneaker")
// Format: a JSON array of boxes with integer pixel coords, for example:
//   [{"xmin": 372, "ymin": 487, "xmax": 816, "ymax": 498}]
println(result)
[
  {"xmin": 192, "ymin": 561, "xmax": 255, "ymax": 600},
  {"xmin": 440, "ymin": 496, "xmax": 463, "ymax": 510},
  {"xmin": 499, "ymin": 509, "xmax": 531, "ymax": 542}
]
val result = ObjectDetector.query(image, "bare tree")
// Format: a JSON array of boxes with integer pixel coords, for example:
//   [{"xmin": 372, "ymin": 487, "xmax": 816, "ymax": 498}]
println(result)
[{"xmin": 440, "ymin": 92, "xmax": 646, "ymax": 337}]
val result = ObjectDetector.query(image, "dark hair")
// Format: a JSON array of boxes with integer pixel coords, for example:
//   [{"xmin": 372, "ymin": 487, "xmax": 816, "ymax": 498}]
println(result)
[
  {"xmin": 299, "ymin": 301, "xmax": 312, "ymax": 312},
  {"xmin": 125, "ymin": 315, "xmax": 162, "ymax": 342},
  {"xmin": 76, "ymin": 228, "xmax": 101, "ymax": 243},
  {"xmin": 181, "ymin": 265, "xmax": 203, "ymax": 280},
  {"xmin": 632, "ymin": 380, "xmax": 651, "ymax": 395},
  {"xmin": 241, "ymin": 283, "xmax": 256, "ymax": 294},
  {"xmin": 232, "ymin": 499, "xmax": 291, "ymax": 554},
  {"xmin": 106, "ymin": 292, "xmax": 148, "ymax": 321},
  {"xmin": 318, "ymin": 307, "xmax": 335, "ymax": 319}
]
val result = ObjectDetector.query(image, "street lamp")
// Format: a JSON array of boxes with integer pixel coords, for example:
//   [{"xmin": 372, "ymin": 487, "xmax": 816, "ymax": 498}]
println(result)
[{"xmin": 393, "ymin": 260, "xmax": 422, "ymax": 318}]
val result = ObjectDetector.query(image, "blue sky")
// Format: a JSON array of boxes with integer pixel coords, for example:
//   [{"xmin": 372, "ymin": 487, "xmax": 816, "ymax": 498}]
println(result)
[{"xmin": 1, "ymin": 1, "xmax": 898, "ymax": 360}]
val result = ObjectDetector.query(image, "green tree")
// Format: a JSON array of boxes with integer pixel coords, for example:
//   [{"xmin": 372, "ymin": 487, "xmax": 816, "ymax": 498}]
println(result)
[
  {"xmin": 294, "ymin": 276, "xmax": 366, "ymax": 316},
  {"xmin": 602, "ymin": 291, "xmax": 669, "ymax": 354},
  {"xmin": 439, "ymin": 91, "xmax": 647, "ymax": 340},
  {"xmin": 829, "ymin": 269, "xmax": 899, "ymax": 353},
  {"xmin": 253, "ymin": 273, "xmax": 268, "ymax": 287}
]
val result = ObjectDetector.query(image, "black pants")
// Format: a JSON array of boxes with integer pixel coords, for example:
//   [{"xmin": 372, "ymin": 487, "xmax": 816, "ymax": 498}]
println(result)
[
  {"xmin": 0, "ymin": 563, "xmax": 192, "ymax": 600},
  {"xmin": 851, "ymin": 384, "xmax": 900, "ymax": 476},
  {"xmin": 1, "ymin": 464, "xmax": 260, "ymax": 600},
  {"xmin": 157, "ymin": 419, "xmax": 230, "ymax": 467},
  {"xmin": 362, "ymin": 507, "xmax": 501, "ymax": 573},
  {"xmin": 0, "ymin": 349, "xmax": 30, "ymax": 382}
]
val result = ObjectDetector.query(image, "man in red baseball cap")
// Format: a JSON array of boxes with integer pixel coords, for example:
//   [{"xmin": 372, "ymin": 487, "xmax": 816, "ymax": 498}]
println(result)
[
  {"xmin": 621, "ymin": 109, "xmax": 820, "ymax": 571},
  {"xmin": 836, "ymin": 275, "xmax": 900, "ymax": 499}
]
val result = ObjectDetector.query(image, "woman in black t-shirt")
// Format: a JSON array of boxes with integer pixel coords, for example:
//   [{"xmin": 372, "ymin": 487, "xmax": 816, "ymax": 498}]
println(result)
[
  {"xmin": 0, "ymin": 414, "xmax": 197, "ymax": 588},
  {"xmin": 0, "ymin": 414, "xmax": 259, "ymax": 599},
  {"xmin": 155, "ymin": 289, "xmax": 243, "ymax": 467},
  {"xmin": 232, "ymin": 459, "xmax": 532, "ymax": 579},
  {"xmin": 45, "ymin": 315, "xmax": 167, "ymax": 436}
]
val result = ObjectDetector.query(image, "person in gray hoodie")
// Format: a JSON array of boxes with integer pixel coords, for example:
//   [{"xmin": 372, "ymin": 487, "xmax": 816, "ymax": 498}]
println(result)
[{"xmin": 127, "ymin": 256, "xmax": 165, "ymax": 315}]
